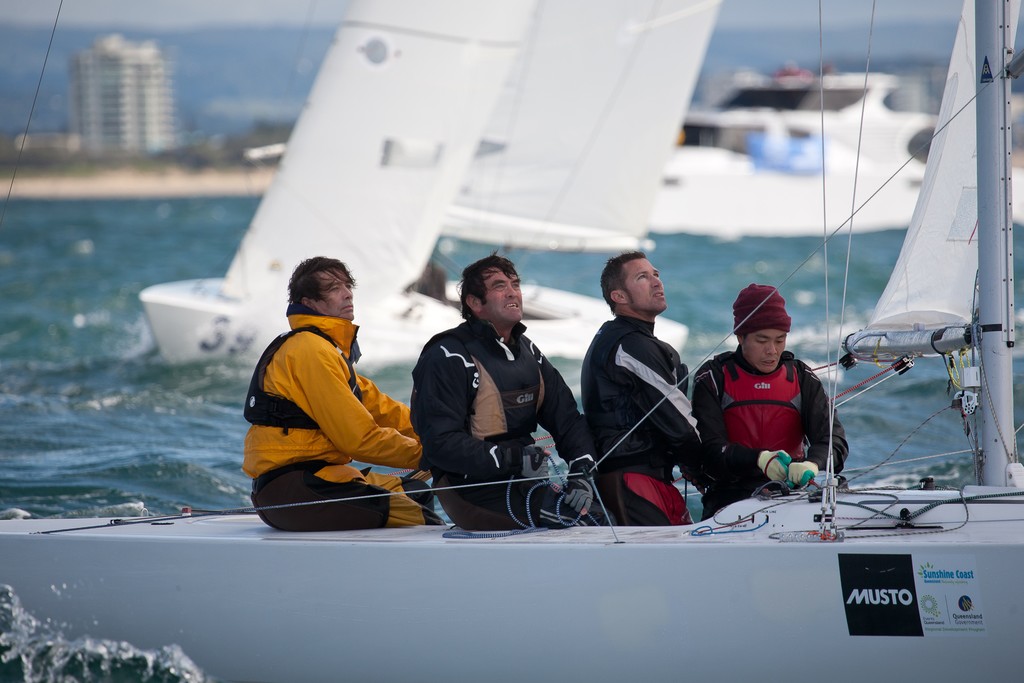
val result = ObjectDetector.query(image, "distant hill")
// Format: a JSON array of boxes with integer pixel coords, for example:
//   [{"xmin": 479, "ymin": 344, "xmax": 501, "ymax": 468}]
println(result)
[{"xmin": 0, "ymin": 20, "xmax": 959, "ymax": 138}]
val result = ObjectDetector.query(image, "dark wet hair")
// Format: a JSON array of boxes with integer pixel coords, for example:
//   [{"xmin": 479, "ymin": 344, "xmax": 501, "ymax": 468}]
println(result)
[
  {"xmin": 599, "ymin": 251, "xmax": 648, "ymax": 313},
  {"xmin": 288, "ymin": 257, "xmax": 355, "ymax": 305},
  {"xmin": 458, "ymin": 252, "xmax": 518, "ymax": 320}
]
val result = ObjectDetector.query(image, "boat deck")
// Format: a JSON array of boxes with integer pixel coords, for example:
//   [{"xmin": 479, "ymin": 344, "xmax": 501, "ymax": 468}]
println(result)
[{"xmin": 7, "ymin": 485, "xmax": 1023, "ymax": 546}]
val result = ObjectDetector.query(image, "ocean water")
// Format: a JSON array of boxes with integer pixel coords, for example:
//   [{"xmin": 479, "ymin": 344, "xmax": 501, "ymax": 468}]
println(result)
[{"xmin": 2, "ymin": 196, "xmax": 1023, "ymax": 680}]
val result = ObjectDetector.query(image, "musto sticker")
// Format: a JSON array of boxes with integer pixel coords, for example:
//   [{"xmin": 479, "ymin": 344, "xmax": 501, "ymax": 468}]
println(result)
[{"xmin": 838, "ymin": 554, "xmax": 985, "ymax": 637}]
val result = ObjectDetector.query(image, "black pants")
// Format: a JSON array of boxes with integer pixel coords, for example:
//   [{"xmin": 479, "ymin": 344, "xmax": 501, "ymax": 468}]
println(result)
[
  {"xmin": 252, "ymin": 464, "xmax": 443, "ymax": 531},
  {"xmin": 435, "ymin": 475, "xmax": 551, "ymax": 530},
  {"xmin": 700, "ymin": 486, "xmax": 754, "ymax": 521}
]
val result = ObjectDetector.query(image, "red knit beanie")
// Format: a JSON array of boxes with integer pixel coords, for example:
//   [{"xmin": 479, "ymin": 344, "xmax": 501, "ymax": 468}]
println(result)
[{"xmin": 733, "ymin": 284, "xmax": 791, "ymax": 335}]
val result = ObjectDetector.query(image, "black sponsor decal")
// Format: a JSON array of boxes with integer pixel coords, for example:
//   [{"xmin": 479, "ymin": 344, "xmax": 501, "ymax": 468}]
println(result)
[{"xmin": 838, "ymin": 554, "xmax": 923, "ymax": 637}]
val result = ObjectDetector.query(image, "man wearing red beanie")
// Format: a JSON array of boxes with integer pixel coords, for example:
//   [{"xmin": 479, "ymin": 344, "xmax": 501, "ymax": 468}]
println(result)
[{"xmin": 691, "ymin": 283, "xmax": 847, "ymax": 519}]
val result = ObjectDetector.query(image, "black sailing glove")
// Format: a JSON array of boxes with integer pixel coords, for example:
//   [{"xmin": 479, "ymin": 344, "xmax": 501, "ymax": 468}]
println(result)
[
  {"xmin": 497, "ymin": 443, "xmax": 549, "ymax": 479},
  {"xmin": 520, "ymin": 445, "xmax": 550, "ymax": 480},
  {"xmin": 562, "ymin": 454, "xmax": 597, "ymax": 514}
]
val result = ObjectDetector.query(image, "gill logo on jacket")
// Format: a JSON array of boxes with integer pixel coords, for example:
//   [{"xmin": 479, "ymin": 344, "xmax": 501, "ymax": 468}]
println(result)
[
  {"xmin": 754, "ymin": 382, "xmax": 772, "ymax": 389},
  {"xmin": 515, "ymin": 392, "xmax": 535, "ymax": 404}
]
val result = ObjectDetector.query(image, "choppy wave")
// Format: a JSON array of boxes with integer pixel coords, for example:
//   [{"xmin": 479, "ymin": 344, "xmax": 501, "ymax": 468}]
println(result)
[{"xmin": 0, "ymin": 585, "xmax": 210, "ymax": 683}]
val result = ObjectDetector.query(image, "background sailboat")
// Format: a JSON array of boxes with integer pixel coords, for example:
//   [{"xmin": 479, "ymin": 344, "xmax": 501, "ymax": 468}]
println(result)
[{"xmin": 140, "ymin": 0, "xmax": 534, "ymax": 366}]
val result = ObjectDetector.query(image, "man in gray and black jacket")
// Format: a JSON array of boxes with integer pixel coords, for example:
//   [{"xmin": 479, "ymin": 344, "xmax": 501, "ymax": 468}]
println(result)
[{"xmin": 582, "ymin": 251, "xmax": 704, "ymax": 526}]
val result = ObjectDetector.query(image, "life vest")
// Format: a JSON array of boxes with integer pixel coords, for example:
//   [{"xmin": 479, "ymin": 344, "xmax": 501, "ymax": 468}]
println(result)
[
  {"xmin": 425, "ymin": 322, "xmax": 544, "ymax": 442},
  {"xmin": 243, "ymin": 326, "xmax": 362, "ymax": 432},
  {"xmin": 720, "ymin": 358, "xmax": 805, "ymax": 458}
]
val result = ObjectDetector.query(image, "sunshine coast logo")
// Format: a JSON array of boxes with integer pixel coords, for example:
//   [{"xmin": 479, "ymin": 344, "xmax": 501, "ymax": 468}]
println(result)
[{"xmin": 918, "ymin": 561, "xmax": 975, "ymax": 583}]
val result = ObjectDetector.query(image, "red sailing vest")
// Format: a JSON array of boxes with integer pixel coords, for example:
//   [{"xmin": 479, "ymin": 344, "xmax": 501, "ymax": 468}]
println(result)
[{"xmin": 721, "ymin": 359, "xmax": 805, "ymax": 458}]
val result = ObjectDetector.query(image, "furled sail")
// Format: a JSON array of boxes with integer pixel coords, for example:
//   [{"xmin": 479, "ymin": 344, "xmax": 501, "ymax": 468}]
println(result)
[
  {"xmin": 443, "ymin": 0, "xmax": 721, "ymax": 252},
  {"xmin": 845, "ymin": 1, "xmax": 996, "ymax": 360}
]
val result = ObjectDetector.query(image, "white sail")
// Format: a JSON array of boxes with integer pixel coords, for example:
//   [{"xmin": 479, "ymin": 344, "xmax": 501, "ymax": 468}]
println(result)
[
  {"xmin": 844, "ymin": 0, "xmax": 1019, "ymax": 359},
  {"xmin": 443, "ymin": 0, "xmax": 721, "ymax": 252},
  {"xmin": 220, "ymin": 1, "xmax": 535, "ymax": 310}
]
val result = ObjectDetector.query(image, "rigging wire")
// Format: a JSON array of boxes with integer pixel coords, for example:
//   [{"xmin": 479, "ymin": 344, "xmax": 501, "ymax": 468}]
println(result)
[
  {"xmin": 1, "ymin": 0, "xmax": 65, "ymax": 232},
  {"xmin": 285, "ymin": 0, "xmax": 321, "ymax": 102}
]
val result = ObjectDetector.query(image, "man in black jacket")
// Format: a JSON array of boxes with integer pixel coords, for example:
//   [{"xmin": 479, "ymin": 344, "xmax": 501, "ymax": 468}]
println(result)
[
  {"xmin": 692, "ymin": 283, "xmax": 847, "ymax": 520},
  {"xmin": 411, "ymin": 254, "xmax": 605, "ymax": 530},
  {"xmin": 582, "ymin": 251, "xmax": 703, "ymax": 525}
]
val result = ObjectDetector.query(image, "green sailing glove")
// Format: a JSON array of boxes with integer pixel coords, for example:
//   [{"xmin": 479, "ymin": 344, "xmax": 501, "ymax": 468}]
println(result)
[
  {"xmin": 757, "ymin": 450, "xmax": 792, "ymax": 482},
  {"xmin": 788, "ymin": 461, "xmax": 819, "ymax": 488}
]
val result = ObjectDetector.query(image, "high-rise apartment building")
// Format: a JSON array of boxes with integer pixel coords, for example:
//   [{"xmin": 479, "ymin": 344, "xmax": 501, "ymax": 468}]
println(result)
[{"xmin": 69, "ymin": 34, "xmax": 176, "ymax": 154}]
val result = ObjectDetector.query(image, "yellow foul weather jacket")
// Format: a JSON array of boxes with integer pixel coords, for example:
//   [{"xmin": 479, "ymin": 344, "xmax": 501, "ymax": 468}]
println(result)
[{"xmin": 242, "ymin": 313, "xmax": 422, "ymax": 487}]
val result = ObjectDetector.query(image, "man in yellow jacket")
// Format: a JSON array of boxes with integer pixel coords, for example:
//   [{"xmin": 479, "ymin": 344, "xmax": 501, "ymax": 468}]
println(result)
[{"xmin": 243, "ymin": 256, "xmax": 443, "ymax": 530}]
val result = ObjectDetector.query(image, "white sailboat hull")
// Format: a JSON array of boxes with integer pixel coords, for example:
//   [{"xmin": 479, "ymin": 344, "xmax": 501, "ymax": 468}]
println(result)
[
  {"xmin": 3, "ymin": 487, "xmax": 1023, "ymax": 683},
  {"xmin": 140, "ymin": 278, "xmax": 687, "ymax": 366}
]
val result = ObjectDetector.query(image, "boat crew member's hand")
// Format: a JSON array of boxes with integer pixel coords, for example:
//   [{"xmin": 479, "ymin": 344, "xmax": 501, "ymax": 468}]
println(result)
[
  {"xmin": 757, "ymin": 450, "xmax": 792, "ymax": 482},
  {"xmin": 519, "ymin": 445, "xmax": 550, "ymax": 480},
  {"xmin": 562, "ymin": 477, "xmax": 594, "ymax": 516},
  {"xmin": 567, "ymin": 454, "xmax": 597, "ymax": 478},
  {"xmin": 788, "ymin": 461, "xmax": 819, "ymax": 488}
]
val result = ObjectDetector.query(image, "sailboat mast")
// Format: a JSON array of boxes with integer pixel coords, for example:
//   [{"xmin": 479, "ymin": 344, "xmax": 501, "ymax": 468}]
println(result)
[{"xmin": 975, "ymin": 0, "xmax": 1018, "ymax": 484}]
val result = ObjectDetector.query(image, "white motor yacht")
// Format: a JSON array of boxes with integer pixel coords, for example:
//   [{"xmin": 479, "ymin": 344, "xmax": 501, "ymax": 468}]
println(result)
[{"xmin": 649, "ymin": 69, "xmax": 937, "ymax": 237}]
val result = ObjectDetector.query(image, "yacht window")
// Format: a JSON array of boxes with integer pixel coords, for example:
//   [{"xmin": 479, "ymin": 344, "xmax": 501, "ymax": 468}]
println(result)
[
  {"xmin": 681, "ymin": 123, "xmax": 721, "ymax": 147},
  {"xmin": 724, "ymin": 86, "xmax": 865, "ymax": 112},
  {"xmin": 723, "ymin": 87, "xmax": 809, "ymax": 110},
  {"xmin": 798, "ymin": 88, "xmax": 865, "ymax": 111}
]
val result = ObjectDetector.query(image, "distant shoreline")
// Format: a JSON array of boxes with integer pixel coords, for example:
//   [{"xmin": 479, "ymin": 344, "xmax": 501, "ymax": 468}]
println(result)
[
  {"xmin": 5, "ymin": 167, "xmax": 275, "ymax": 200},
  {"xmin": 10, "ymin": 150, "xmax": 1024, "ymax": 201}
]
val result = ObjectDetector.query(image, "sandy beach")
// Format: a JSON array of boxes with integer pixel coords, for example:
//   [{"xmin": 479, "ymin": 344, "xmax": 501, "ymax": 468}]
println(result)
[
  {"xmin": 4, "ymin": 167, "xmax": 276, "ymax": 200},
  {"xmin": 10, "ymin": 150, "xmax": 1024, "ymax": 201}
]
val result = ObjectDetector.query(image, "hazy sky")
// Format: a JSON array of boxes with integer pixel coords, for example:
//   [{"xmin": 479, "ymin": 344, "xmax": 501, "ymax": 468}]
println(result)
[{"xmin": 0, "ymin": 0, "xmax": 970, "ymax": 31}]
